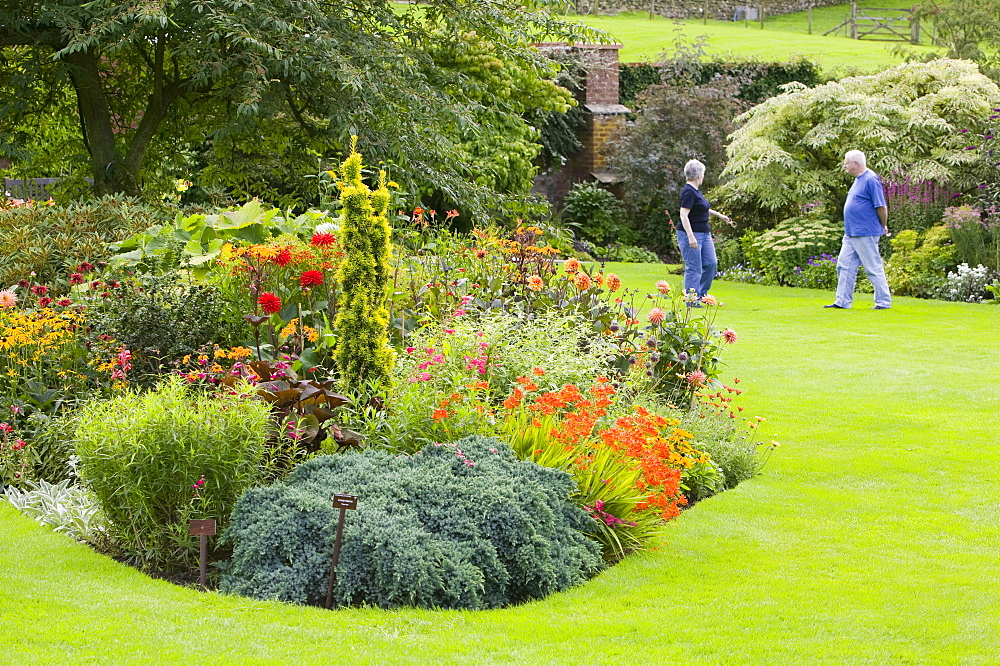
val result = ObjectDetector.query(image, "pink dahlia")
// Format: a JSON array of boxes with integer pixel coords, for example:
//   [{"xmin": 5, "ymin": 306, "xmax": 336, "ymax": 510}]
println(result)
[{"xmin": 685, "ymin": 370, "xmax": 707, "ymax": 387}]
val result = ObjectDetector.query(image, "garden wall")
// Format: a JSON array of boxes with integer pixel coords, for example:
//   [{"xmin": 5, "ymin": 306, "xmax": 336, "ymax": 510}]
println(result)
[
  {"xmin": 533, "ymin": 44, "xmax": 629, "ymax": 208},
  {"xmin": 573, "ymin": 0, "xmax": 844, "ymax": 21}
]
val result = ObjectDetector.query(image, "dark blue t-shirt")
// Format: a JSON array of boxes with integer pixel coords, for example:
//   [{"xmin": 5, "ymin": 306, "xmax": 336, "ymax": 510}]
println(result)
[{"xmin": 679, "ymin": 183, "xmax": 711, "ymax": 233}]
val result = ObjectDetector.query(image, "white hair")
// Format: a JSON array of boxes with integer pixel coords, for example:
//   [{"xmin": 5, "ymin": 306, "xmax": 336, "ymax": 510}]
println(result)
[
  {"xmin": 684, "ymin": 159, "xmax": 706, "ymax": 181},
  {"xmin": 844, "ymin": 150, "xmax": 867, "ymax": 168}
]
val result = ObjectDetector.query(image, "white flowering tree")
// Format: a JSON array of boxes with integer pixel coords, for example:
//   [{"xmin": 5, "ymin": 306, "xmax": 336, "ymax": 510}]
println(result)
[{"xmin": 716, "ymin": 59, "xmax": 1000, "ymax": 219}]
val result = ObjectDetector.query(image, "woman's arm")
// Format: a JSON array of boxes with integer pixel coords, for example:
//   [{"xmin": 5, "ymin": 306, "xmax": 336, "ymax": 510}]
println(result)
[
  {"xmin": 679, "ymin": 208, "xmax": 698, "ymax": 248},
  {"xmin": 709, "ymin": 209, "xmax": 735, "ymax": 226}
]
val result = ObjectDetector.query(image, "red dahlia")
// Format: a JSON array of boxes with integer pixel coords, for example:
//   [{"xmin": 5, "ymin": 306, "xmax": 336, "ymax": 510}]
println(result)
[
  {"xmin": 258, "ymin": 292, "xmax": 282, "ymax": 314},
  {"xmin": 311, "ymin": 232, "xmax": 336, "ymax": 247},
  {"xmin": 299, "ymin": 270, "xmax": 324, "ymax": 288},
  {"xmin": 272, "ymin": 249, "xmax": 292, "ymax": 267}
]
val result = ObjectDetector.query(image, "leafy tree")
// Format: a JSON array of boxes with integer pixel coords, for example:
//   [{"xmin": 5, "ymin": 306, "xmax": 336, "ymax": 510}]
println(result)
[
  {"xmin": 916, "ymin": 0, "xmax": 1000, "ymax": 80},
  {"xmin": 0, "ymin": 0, "xmax": 594, "ymax": 212},
  {"xmin": 605, "ymin": 37, "xmax": 743, "ymax": 251},
  {"xmin": 717, "ymin": 59, "xmax": 1000, "ymax": 223}
]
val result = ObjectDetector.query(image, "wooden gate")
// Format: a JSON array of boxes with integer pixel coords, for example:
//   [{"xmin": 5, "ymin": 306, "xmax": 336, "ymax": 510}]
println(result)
[{"xmin": 824, "ymin": 3, "xmax": 921, "ymax": 44}]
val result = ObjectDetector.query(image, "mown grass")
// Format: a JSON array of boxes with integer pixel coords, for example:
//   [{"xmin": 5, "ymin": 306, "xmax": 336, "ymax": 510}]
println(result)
[
  {"xmin": 3, "ymin": 271, "xmax": 1000, "ymax": 664},
  {"xmin": 570, "ymin": 5, "xmax": 939, "ymax": 71}
]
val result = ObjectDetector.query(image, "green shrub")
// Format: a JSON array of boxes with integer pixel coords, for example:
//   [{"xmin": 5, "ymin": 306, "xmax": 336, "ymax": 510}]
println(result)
[
  {"xmin": 562, "ymin": 182, "xmax": 628, "ymax": 246},
  {"xmin": 86, "ymin": 270, "xmax": 227, "ymax": 376},
  {"xmin": 20, "ymin": 411, "xmax": 78, "ymax": 484},
  {"xmin": 75, "ymin": 378, "xmax": 272, "ymax": 570},
  {"xmin": 943, "ymin": 205, "xmax": 1000, "ymax": 273},
  {"xmin": 602, "ymin": 243, "xmax": 660, "ymax": 263},
  {"xmin": 885, "ymin": 225, "xmax": 955, "ymax": 297},
  {"xmin": 0, "ymin": 196, "xmax": 170, "ymax": 290},
  {"xmin": 220, "ymin": 436, "xmax": 604, "ymax": 609},
  {"xmin": 618, "ymin": 58, "xmax": 822, "ymax": 110},
  {"xmin": 746, "ymin": 216, "xmax": 842, "ymax": 284}
]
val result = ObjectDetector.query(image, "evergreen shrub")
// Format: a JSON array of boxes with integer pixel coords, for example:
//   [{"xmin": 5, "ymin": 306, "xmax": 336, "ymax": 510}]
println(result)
[
  {"xmin": 334, "ymin": 143, "xmax": 395, "ymax": 389},
  {"xmin": 885, "ymin": 226, "xmax": 955, "ymax": 297},
  {"xmin": 221, "ymin": 435, "xmax": 604, "ymax": 609},
  {"xmin": 561, "ymin": 181, "xmax": 628, "ymax": 246},
  {"xmin": 87, "ymin": 270, "xmax": 227, "ymax": 376}
]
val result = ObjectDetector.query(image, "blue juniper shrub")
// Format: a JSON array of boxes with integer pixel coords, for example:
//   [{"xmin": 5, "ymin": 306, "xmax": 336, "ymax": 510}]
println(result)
[{"xmin": 220, "ymin": 435, "xmax": 604, "ymax": 609}]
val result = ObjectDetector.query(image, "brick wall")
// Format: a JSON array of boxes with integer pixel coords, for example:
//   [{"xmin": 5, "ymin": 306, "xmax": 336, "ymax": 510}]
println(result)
[{"xmin": 532, "ymin": 44, "xmax": 629, "ymax": 207}]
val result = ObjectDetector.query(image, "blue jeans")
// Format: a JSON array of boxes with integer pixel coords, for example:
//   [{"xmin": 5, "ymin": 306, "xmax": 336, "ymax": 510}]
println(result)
[
  {"xmin": 834, "ymin": 235, "xmax": 892, "ymax": 308},
  {"xmin": 677, "ymin": 231, "xmax": 717, "ymax": 299}
]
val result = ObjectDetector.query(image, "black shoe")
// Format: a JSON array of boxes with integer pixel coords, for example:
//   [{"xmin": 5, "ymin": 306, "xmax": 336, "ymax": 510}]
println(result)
[
  {"xmin": 823, "ymin": 304, "xmax": 846, "ymax": 309},
  {"xmin": 871, "ymin": 306, "xmax": 890, "ymax": 310}
]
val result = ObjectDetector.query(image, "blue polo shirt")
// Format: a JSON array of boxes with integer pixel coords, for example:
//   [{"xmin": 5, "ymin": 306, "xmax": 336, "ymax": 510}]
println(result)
[{"xmin": 843, "ymin": 169, "xmax": 887, "ymax": 236}]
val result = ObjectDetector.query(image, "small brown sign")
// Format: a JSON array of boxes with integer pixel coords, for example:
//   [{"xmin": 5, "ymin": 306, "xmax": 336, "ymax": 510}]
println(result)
[
  {"xmin": 332, "ymin": 494, "xmax": 358, "ymax": 510},
  {"xmin": 189, "ymin": 519, "xmax": 217, "ymax": 536}
]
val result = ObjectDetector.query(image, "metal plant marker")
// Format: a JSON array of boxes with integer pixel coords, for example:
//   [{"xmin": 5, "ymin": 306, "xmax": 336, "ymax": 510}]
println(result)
[
  {"xmin": 324, "ymin": 493, "xmax": 358, "ymax": 609},
  {"xmin": 189, "ymin": 519, "xmax": 217, "ymax": 592}
]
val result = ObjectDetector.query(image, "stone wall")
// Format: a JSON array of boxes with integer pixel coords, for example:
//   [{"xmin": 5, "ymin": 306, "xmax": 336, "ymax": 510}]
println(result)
[{"xmin": 572, "ymin": 0, "xmax": 845, "ymax": 21}]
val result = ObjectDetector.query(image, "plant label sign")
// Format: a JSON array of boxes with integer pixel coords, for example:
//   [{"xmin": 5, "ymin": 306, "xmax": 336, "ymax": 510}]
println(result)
[
  {"xmin": 332, "ymin": 493, "xmax": 358, "ymax": 510},
  {"xmin": 189, "ymin": 519, "xmax": 217, "ymax": 536}
]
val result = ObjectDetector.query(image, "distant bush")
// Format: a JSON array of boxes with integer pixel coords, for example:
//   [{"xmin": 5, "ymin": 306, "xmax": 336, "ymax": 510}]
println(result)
[
  {"xmin": 86, "ymin": 270, "xmax": 228, "ymax": 376},
  {"xmin": 745, "ymin": 216, "xmax": 842, "ymax": 284},
  {"xmin": 221, "ymin": 436, "xmax": 603, "ymax": 609},
  {"xmin": 618, "ymin": 57, "xmax": 822, "ymax": 109},
  {"xmin": 885, "ymin": 225, "xmax": 955, "ymax": 297},
  {"xmin": 601, "ymin": 243, "xmax": 660, "ymax": 263},
  {"xmin": 562, "ymin": 182, "xmax": 628, "ymax": 246},
  {"xmin": 0, "ymin": 196, "xmax": 171, "ymax": 290}
]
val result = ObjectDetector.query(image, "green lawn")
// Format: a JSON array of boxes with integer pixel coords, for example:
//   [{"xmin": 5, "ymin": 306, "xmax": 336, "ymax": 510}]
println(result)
[
  {"xmin": 571, "ymin": 6, "xmax": 939, "ymax": 71},
  {"xmin": 4, "ymin": 273, "xmax": 1000, "ymax": 663}
]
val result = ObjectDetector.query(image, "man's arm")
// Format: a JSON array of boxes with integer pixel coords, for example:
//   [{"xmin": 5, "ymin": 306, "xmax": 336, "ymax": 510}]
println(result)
[{"xmin": 876, "ymin": 206, "xmax": 889, "ymax": 235}]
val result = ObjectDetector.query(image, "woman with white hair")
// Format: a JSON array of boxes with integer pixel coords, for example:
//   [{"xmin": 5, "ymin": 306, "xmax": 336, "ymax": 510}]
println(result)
[{"xmin": 677, "ymin": 159, "xmax": 734, "ymax": 303}]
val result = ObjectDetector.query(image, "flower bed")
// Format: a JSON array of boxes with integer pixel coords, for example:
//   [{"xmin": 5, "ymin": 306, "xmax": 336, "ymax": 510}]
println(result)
[{"xmin": 1, "ymin": 146, "xmax": 776, "ymax": 609}]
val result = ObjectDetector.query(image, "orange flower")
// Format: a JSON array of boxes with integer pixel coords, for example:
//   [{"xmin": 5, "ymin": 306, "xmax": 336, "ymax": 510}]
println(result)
[
  {"xmin": 532, "ymin": 367, "xmax": 546, "ymax": 376},
  {"xmin": 503, "ymin": 388, "xmax": 525, "ymax": 410},
  {"xmin": 605, "ymin": 273, "xmax": 622, "ymax": 292},
  {"xmin": 655, "ymin": 280, "xmax": 671, "ymax": 295},
  {"xmin": 527, "ymin": 275, "xmax": 544, "ymax": 291},
  {"xmin": 573, "ymin": 273, "xmax": 592, "ymax": 291},
  {"xmin": 564, "ymin": 258, "xmax": 580, "ymax": 272},
  {"xmin": 432, "ymin": 409, "xmax": 448, "ymax": 420}
]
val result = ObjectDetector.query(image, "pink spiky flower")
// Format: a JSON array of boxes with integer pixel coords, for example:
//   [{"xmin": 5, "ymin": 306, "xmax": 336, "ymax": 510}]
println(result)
[{"xmin": 685, "ymin": 370, "xmax": 707, "ymax": 387}]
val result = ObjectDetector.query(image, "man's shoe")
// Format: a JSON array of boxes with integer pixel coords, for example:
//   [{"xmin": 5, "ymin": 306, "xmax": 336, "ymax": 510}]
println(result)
[
  {"xmin": 872, "ymin": 305, "xmax": 890, "ymax": 310},
  {"xmin": 823, "ymin": 304, "xmax": 846, "ymax": 309}
]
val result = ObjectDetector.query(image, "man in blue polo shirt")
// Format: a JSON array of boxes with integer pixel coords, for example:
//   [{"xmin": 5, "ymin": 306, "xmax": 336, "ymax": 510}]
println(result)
[{"xmin": 824, "ymin": 149, "xmax": 893, "ymax": 310}]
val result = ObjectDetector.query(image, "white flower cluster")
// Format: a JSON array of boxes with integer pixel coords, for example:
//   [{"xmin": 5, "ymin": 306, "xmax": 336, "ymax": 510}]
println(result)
[{"xmin": 937, "ymin": 263, "xmax": 994, "ymax": 303}]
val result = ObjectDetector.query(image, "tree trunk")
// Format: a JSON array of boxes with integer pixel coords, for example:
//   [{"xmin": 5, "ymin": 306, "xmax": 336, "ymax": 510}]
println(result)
[{"xmin": 64, "ymin": 49, "xmax": 142, "ymax": 197}]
